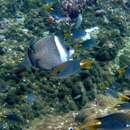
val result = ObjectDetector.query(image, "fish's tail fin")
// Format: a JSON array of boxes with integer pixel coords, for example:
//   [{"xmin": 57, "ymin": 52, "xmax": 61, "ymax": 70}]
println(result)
[
  {"xmin": 119, "ymin": 94, "xmax": 130, "ymax": 102},
  {"xmin": 80, "ymin": 60, "xmax": 96, "ymax": 70}
]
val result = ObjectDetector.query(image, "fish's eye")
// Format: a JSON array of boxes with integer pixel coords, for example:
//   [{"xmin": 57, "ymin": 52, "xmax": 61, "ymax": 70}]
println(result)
[
  {"xmin": 68, "ymin": 127, "xmax": 74, "ymax": 130},
  {"xmin": 56, "ymin": 70, "xmax": 61, "ymax": 74},
  {"xmin": 52, "ymin": 68, "xmax": 61, "ymax": 76}
]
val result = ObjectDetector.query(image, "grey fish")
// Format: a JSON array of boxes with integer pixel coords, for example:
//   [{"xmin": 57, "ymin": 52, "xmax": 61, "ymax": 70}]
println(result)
[
  {"xmin": 28, "ymin": 35, "xmax": 74, "ymax": 70},
  {"xmin": 11, "ymin": 35, "xmax": 74, "ymax": 78}
]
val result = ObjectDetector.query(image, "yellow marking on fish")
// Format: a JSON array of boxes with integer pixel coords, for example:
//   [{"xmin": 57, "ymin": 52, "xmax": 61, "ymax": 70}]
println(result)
[
  {"xmin": 77, "ymin": 119, "xmax": 101, "ymax": 130},
  {"xmin": 51, "ymin": 63, "xmax": 66, "ymax": 76},
  {"xmin": 80, "ymin": 60, "xmax": 96, "ymax": 70},
  {"xmin": 119, "ymin": 95, "xmax": 130, "ymax": 102}
]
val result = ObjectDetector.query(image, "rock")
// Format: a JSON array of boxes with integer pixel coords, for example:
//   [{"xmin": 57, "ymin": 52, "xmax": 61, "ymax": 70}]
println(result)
[{"xmin": 95, "ymin": 47, "xmax": 117, "ymax": 61}]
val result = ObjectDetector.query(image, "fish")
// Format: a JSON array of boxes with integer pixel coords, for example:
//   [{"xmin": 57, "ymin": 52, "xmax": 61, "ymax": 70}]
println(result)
[
  {"xmin": 28, "ymin": 35, "xmax": 74, "ymax": 70},
  {"xmin": 115, "ymin": 102, "xmax": 130, "ymax": 110},
  {"xmin": 105, "ymin": 83, "xmax": 130, "ymax": 102},
  {"xmin": 47, "ymin": 3, "xmax": 70, "ymax": 23},
  {"xmin": 75, "ymin": 112, "xmax": 130, "ymax": 130},
  {"xmin": 105, "ymin": 82, "xmax": 121, "ymax": 98},
  {"xmin": 74, "ymin": 13, "xmax": 83, "ymax": 29},
  {"xmin": 52, "ymin": 59, "xmax": 95, "ymax": 77},
  {"xmin": 81, "ymin": 38, "xmax": 97, "ymax": 49},
  {"xmin": 72, "ymin": 30, "xmax": 90, "ymax": 43},
  {"xmin": 75, "ymin": 38, "xmax": 97, "ymax": 50},
  {"xmin": 11, "ymin": 35, "xmax": 75, "ymax": 79},
  {"xmin": 72, "ymin": 27, "xmax": 99, "ymax": 44},
  {"xmin": 80, "ymin": 60, "xmax": 96, "ymax": 70}
]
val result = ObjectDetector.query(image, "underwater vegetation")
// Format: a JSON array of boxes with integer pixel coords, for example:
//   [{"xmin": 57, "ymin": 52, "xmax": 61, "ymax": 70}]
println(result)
[{"xmin": 0, "ymin": 0, "xmax": 130, "ymax": 130}]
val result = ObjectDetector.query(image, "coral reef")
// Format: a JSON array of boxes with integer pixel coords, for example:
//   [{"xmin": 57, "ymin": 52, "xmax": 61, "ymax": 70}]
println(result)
[{"xmin": 0, "ymin": 0, "xmax": 130, "ymax": 129}]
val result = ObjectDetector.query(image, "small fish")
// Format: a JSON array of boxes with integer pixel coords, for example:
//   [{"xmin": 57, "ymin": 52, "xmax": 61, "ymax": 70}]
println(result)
[
  {"xmin": 81, "ymin": 38, "xmax": 97, "ymax": 49},
  {"xmin": 28, "ymin": 35, "xmax": 74, "ymax": 70},
  {"xmin": 48, "ymin": 4, "xmax": 70, "ymax": 23},
  {"xmin": 76, "ymin": 113, "xmax": 130, "ymax": 130},
  {"xmin": 120, "ymin": 95, "xmax": 130, "ymax": 102},
  {"xmin": 105, "ymin": 82, "xmax": 121, "ymax": 98},
  {"xmin": 105, "ymin": 83, "xmax": 130, "ymax": 102},
  {"xmin": 72, "ymin": 27, "xmax": 99, "ymax": 44},
  {"xmin": 80, "ymin": 60, "xmax": 96, "ymax": 70},
  {"xmin": 72, "ymin": 30, "xmax": 90, "ymax": 43},
  {"xmin": 105, "ymin": 90, "xmax": 130, "ymax": 102},
  {"xmin": 74, "ymin": 13, "xmax": 83, "ymax": 29},
  {"xmin": 115, "ymin": 102, "xmax": 130, "ymax": 110},
  {"xmin": 52, "ymin": 59, "xmax": 95, "ymax": 77}
]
